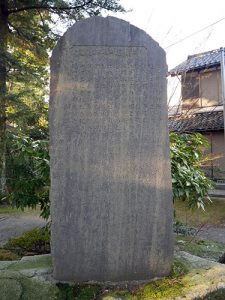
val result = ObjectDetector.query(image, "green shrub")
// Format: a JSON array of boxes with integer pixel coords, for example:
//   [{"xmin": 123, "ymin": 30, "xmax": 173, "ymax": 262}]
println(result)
[
  {"xmin": 5, "ymin": 227, "xmax": 50, "ymax": 255},
  {"xmin": 6, "ymin": 132, "xmax": 50, "ymax": 219},
  {"xmin": 173, "ymin": 219, "xmax": 196, "ymax": 236},
  {"xmin": 5, "ymin": 128, "xmax": 213, "ymax": 221},
  {"xmin": 170, "ymin": 132, "xmax": 214, "ymax": 210}
]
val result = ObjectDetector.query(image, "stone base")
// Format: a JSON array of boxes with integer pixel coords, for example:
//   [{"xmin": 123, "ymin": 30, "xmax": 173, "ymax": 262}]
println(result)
[{"xmin": 1, "ymin": 253, "xmax": 225, "ymax": 299}]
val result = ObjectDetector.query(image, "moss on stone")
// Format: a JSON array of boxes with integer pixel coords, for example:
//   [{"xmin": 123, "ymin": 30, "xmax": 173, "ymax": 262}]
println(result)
[
  {"xmin": 102, "ymin": 279, "xmax": 186, "ymax": 300},
  {"xmin": 0, "ymin": 268, "xmax": 59, "ymax": 300},
  {"xmin": 137, "ymin": 279, "xmax": 186, "ymax": 299},
  {"xmin": 0, "ymin": 278, "xmax": 23, "ymax": 300},
  {"xmin": 0, "ymin": 260, "xmax": 17, "ymax": 270},
  {"xmin": 7, "ymin": 254, "xmax": 52, "ymax": 271},
  {"xmin": 18, "ymin": 276, "xmax": 60, "ymax": 300},
  {"xmin": 1, "ymin": 252, "xmax": 225, "ymax": 299}
]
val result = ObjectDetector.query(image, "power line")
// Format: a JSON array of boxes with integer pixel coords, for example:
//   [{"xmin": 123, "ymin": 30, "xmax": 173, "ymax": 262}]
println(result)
[{"xmin": 165, "ymin": 17, "xmax": 225, "ymax": 49}]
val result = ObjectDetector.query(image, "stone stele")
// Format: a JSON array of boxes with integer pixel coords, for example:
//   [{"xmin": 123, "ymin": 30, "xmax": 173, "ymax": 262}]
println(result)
[{"xmin": 50, "ymin": 16, "xmax": 173, "ymax": 282}]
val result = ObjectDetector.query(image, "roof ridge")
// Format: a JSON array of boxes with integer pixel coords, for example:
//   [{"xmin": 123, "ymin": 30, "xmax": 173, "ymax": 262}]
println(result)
[
  {"xmin": 169, "ymin": 47, "xmax": 225, "ymax": 76},
  {"xmin": 187, "ymin": 48, "xmax": 221, "ymax": 60}
]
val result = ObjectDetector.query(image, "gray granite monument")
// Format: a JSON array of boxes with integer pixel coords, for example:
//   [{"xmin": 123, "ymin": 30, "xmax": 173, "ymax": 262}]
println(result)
[{"xmin": 50, "ymin": 16, "xmax": 173, "ymax": 282}]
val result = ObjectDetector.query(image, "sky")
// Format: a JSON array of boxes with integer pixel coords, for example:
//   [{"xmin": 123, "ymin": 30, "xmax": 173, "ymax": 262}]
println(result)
[
  {"xmin": 110, "ymin": 0, "xmax": 225, "ymax": 68},
  {"xmin": 107, "ymin": 0, "xmax": 225, "ymax": 103}
]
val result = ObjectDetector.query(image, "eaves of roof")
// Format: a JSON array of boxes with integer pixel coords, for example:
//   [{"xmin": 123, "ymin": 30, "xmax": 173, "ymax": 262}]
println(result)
[
  {"xmin": 168, "ymin": 48, "xmax": 224, "ymax": 76},
  {"xmin": 168, "ymin": 110, "xmax": 224, "ymax": 133}
]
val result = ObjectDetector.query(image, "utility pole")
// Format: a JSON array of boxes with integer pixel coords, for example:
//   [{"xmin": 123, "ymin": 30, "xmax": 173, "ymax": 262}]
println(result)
[
  {"xmin": 220, "ymin": 47, "xmax": 225, "ymax": 183},
  {"xmin": 221, "ymin": 47, "xmax": 225, "ymax": 135}
]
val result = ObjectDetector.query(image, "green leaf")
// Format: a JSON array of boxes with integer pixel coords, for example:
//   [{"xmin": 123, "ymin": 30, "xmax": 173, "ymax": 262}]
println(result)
[{"xmin": 170, "ymin": 132, "xmax": 213, "ymax": 211}]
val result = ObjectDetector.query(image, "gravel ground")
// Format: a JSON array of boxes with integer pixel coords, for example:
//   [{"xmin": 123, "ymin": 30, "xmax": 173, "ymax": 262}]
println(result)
[
  {"xmin": 0, "ymin": 213, "xmax": 224, "ymax": 248},
  {"xmin": 196, "ymin": 225, "xmax": 225, "ymax": 244},
  {"xmin": 0, "ymin": 214, "xmax": 46, "ymax": 247}
]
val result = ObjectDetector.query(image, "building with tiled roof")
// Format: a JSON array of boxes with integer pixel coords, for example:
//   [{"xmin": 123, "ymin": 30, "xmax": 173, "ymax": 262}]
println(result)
[
  {"xmin": 168, "ymin": 48, "xmax": 225, "ymax": 180},
  {"xmin": 168, "ymin": 110, "xmax": 224, "ymax": 133},
  {"xmin": 169, "ymin": 48, "xmax": 225, "ymax": 76}
]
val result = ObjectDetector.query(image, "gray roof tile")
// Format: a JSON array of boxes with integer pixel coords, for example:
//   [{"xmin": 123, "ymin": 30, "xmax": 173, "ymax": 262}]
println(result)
[
  {"xmin": 168, "ymin": 110, "xmax": 224, "ymax": 132},
  {"xmin": 169, "ymin": 48, "xmax": 224, "ymax": 76}
]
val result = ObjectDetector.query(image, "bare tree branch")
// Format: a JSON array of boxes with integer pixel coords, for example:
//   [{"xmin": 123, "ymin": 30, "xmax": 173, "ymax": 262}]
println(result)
[
  {"xmin": 37, "ymin": 10, "xmax": 47, "ymax": 32},
  {"xmin": 8, "ymin": 0, "xmax": 94, "ymax": 15}
]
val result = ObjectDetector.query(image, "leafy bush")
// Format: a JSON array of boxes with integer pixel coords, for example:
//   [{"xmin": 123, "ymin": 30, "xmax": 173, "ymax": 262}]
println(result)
[
  {"xmin": 6, "ymin": 131, "xmax": 50, "ymax": 219},
  {"xmin": 5, "ymin": 130, "xmax": 213, "ymax": 220},
  {"xmin": 173, "ymin": 219, "xmax": 196, "ymax": 236},
  {"xmin": 5, "ymin": 227, "xmax": 50, "ymax": 255},
  {"xmin": 170, "ymin": 132, "xmax": 213, "ymax": 210}
]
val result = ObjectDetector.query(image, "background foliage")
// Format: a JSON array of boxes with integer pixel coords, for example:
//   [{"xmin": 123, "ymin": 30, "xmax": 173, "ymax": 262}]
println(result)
[
  {"xmin": 7, "ymin": 131, "xmax": 50, "ymax": 219},
  {"xmin": 170, "ymin": 132, "xmax": 213, "ymax": 210},
  {"xmin": 6, "ymin": 131, "xmax": 214, "ymax": 220},
  {"xmin": 0, "ymin": 1, "xmax": 213, "ymax": 219},
  {"xmin": 0, "ymin": 0, "xmax": 125, "ymax": 199}
]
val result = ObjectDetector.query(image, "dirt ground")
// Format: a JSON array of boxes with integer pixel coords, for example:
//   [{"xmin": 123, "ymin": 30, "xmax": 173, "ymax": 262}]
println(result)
[
  {"xmin": 0, "ymin": 213, "xmax": 46, "ymax": 246},
  {"xmin": 175, "ymin": 197, "xmax": 225, "ymax": 244},
  {"xmin": 0, "ymin": 214, "xmax": 224, "ymax": 247},
  {"xmin": 0, "ymin": 199, "xmax": 225, "ymax": 247},
  {"xmin": 195, "ymin": 224, "xmax": 225, "ymax": 244}
]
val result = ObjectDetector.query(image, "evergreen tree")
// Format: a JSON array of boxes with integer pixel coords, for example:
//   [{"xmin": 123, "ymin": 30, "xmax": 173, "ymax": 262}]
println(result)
[{"xmin": 0, "ymin": 0, "xmax": 124, "ymax": 200}]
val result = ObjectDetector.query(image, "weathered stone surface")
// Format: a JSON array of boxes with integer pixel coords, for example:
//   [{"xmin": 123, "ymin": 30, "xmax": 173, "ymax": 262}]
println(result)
[
  {"xmin": 7, "ymin": 254, "xmax": 52, "ymax": 271},
  {"xmin": 102, "ymin": 251, "xmax": 225, "ymax": 299},
  {"xmin": 174, "ymin": 251, "xmax": 225, "ymax": 300},
  {"xmin": 50, "ymin": 16, "xmax": 173, "ymax": 282},
  {"xmin": 0, "ymin": 255, "xmax": 58, "ymax": 300}
]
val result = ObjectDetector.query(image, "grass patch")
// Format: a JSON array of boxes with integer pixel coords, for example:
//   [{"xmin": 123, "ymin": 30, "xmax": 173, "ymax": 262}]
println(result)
[
  {"xmin": 174, "ymin": 198, "xmax": 225, "ymax": 227},
  {"xmin": 0, "ymin": 205, "xmax": 41, "ymax": 216},
  {"xmin": 170, "ymin": 259, "xmax": 189, "ymax": 278},
  {"xmin": 0, "ymin": 205, "xmax": 22, "ymax": 215},
  {"xmin": 0, "ymin": 248, "xmax": 21, "ymax": 261}
]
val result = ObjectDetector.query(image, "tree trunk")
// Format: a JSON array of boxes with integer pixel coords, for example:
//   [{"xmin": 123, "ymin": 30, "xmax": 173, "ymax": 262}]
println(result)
[{"xmin": 0, "ymin": 0, "xmax": 8, "ymax": 200}]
